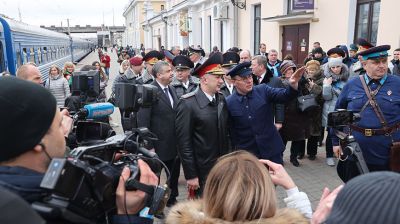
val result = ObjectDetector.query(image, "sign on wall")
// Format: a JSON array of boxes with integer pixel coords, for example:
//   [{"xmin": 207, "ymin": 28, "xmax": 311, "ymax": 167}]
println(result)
[
  {"xmin": 292, "ymin": 0, "xmax": 314, "ymax": 10},
  {"xmin": 179, "ymin": 12, "xmax": 189, "ymax": 37}
]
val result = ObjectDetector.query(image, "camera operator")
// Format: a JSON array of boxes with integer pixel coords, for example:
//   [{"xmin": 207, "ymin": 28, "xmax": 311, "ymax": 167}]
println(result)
[
  {"xmin": 0, "ymin": 77, "xmax": 158, "ymax": 224},
  {"xmin": 333, "ymin": 45, "xmax": 400, "ymax": 182}
]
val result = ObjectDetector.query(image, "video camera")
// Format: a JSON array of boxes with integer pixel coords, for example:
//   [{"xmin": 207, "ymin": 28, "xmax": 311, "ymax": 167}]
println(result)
[
  {"xmin": 32, "ymin": 128, "xmax": 170, "ymax": 224},
  {"xmin": 328, "ymin": 110, "xmax": 369, "ymax": 175},
  {"xmin": 71, "ymin": 70, "xmax": 101, "ymax": 98},
  {"xmin": 114, "ymin": 83, "xmax": 159, "ymax": 130}
]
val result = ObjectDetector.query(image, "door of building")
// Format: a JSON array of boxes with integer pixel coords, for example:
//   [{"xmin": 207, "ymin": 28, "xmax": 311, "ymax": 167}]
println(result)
[{"xmin": 282, "ymin": 24, "xmax": 310, "ymax": 66}]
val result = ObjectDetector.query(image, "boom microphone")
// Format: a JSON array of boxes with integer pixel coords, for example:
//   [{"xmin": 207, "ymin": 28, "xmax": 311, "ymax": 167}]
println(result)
[{"xmin": 77, "ymin": 103, "xmax": 114, "ymax": 119}]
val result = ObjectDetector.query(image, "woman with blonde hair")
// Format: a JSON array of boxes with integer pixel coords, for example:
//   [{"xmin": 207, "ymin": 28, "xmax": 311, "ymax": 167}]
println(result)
[
  {"xmin": 119, "ymin": 59, "xmax": 130, "ymax": 75},
  {"xmin": 167, "ymin": 150, "xmax": 311, "ymax": 224},
  {"xmin": 63, "ymin": 61, "xmax": 75, "ymax": 89},
  {"xmin": 45, "ymin": 64, "xmax": 70, "ymax": 107}
]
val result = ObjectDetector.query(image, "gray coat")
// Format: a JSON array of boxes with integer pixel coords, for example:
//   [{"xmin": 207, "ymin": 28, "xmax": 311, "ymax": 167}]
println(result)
[
  {"xmin": 321, "ymin": 64, "xmax": 349, "ymax": 127},
  {"xmin": 45, "ymin": 75, "xmax": 70, "ymax": 107}
]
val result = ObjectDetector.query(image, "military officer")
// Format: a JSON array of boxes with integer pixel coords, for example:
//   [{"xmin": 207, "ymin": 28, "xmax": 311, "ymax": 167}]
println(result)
[
  {"xmin": 334, "ymin": 45, "xmax": 400, "ymax": 182},
  {"xmin": 175, "ymin": 52, "xmax": 231, "ymax": 196},
  {"xmin": 170, "ymin": 55, "xmax": 199, "ymax": 98},
  {"xmin": 220, "ymin": 51, "xmax": 240, "ymax": 97},
  {"xmin": 188, "ymin": 46, "xmax": 206, "ymax": 71},
  {"xmin": 226, "ymin": 62, "xmax": 304, "ymax": 164},
  {"xmin": 136, "ymin": 50, "xmax": 164, "ymax": 84}
]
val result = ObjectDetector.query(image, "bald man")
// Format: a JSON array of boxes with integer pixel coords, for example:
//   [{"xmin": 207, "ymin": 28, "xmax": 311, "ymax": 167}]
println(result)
[{"xmin": 16, "ymin": 63, "xmax": 42, "ymax": 84}]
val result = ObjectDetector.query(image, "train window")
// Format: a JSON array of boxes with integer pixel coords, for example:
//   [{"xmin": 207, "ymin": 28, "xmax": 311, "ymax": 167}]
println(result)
[
  {"xmin": 22, "ymin": 48, "xmax": 28, "ymax": 64},
  {"xmin": 29, "ymin": 48, "xmax": 35, "ymax": 63},
  {"xmin": 37, "ymin": 48, "xmax": 42, "ymax": 64},
  {"xmin": 16, "ymin": 49, "xmax": 22, "ymax": 67},
  {"xmin": 43, "ymin": 47, "xmax": 48, "ymax": 62},
  {"xmin": 0, "ymin": 42, "xmax": 4, "ymax": 72}
]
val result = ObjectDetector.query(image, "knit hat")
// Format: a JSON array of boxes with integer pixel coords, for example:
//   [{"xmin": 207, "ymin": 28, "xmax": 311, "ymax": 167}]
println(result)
[
  {"xmin": 328, "ymin": 57, "xmax": 343, "ymax": 68},
  {"xmin": 305, "ymin": 60, "xmax": 320, "ymax": 70},
  {"xmin": 312, "ymin": 47, "xmax": 324, "ymax": 55},
  {"xmin": 326, "ymin": 171, "xmax": 400, "ymax": 224},
  {"xmin": 280, "ymin": 60, "xmax": 297, "ymax": 74},
  {"xmin": 129, "ymin": 57, "xmax": 143, "ymax": 66},
  {"xmin": 0, "ymin": 77, "xmax": 57, "ymax": 162}
]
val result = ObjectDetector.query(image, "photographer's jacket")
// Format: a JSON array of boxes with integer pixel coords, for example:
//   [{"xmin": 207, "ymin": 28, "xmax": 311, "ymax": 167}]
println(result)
[
  {"xmin": 226, "ymin": 84, "xmax": 298, "ymax": 163},
  {"xmin": 334, "ymin": 74, "xmax": 400, "ymax": 165},
  {"xmin": 175, "ymin": 89, "xmax": 231, "ymax": 181}
]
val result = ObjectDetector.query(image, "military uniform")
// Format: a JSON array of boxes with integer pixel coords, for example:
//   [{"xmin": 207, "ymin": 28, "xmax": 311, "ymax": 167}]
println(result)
[
  {"xmin": 175, "ymin": 52, "xmax": 231, "ymax": 196},
  {"xmin": 334, "ymin": 45, "xmax": 400, "ymax": 181},
  {"xmin": 171, "ymin": 55, "xmax": 199, "ymax": 98},
  {"xmin": 220, "ymin": 51, "xmax": 240, "ymax": 97},
  {"xmin": 136, "ymin": 50, "xmax": 164, "ymax": 84},
  {"xmin": 226, "ymin": 62, "xmax": 298, "ymax": 164}
]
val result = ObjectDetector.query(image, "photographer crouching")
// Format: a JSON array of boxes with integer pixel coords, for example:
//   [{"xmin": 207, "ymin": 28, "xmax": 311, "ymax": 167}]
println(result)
[
  {"xmin": 333, "ymin": 45, "xmax": 400, "ymax": 182},
  {"xmin": 0, "ymin": 77, "xmax": 157, "ymax": 224}
]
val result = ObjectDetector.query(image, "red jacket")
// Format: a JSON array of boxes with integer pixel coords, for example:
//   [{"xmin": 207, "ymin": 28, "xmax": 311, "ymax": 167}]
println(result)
[{"xmin": 101, "ymin": 55, "xmax": 111, "ymax": 68}]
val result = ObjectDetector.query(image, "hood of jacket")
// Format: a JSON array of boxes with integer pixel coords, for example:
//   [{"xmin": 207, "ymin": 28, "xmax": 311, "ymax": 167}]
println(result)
[{"xmin": 166, "ymin": 200, "xmax": 308, "ymax": 224}]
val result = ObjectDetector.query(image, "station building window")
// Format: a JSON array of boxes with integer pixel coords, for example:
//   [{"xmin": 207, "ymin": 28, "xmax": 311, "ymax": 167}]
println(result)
[
  {"xmin": 253, "ymin": 4, "xmax": 261, "ymax": 54},
  {"xmin": 355, "ymin": 0, "xmax": 380, "ymax": 45},
  {"xmin": 0, "ymin": 42, "xmax": 5, "ymax": 72}
]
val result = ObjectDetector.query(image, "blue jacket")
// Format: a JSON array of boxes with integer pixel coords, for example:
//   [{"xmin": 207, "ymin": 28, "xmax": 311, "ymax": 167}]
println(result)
[
  {"xmin": 0, "ymin": 166, "xmax": 153, "ymax": 224},
  {"xmin": 333, "ymin": 74, "xmax": 400, "ymax": 165},
  {"xmin": 226, "ymin": 84, "xmax": 298, "ymax": 162}
]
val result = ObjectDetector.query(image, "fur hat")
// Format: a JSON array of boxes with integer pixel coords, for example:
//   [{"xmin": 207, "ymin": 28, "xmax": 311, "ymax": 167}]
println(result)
[
  {"xmin": 328, "ymin": 57, "xmax": 343, "ymax": 68},
  {"xmin": 305, "ymin": 60, "xmax": 320, "ymax": 70},
  {"xmin": 280, "ymin": 60, "xmax": 297, "ymax": 74}
]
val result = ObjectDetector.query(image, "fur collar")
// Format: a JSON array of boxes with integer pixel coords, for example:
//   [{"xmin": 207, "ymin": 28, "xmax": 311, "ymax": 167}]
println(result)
[{"xmin": 166, "ymin": 200, "xmax": 309, "ymax": 224}]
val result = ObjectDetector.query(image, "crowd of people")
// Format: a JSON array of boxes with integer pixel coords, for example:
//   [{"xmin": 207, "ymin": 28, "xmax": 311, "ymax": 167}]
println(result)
[{"xmin": 1, "ymin": 37, "xmax": 400, "ymax": 224}]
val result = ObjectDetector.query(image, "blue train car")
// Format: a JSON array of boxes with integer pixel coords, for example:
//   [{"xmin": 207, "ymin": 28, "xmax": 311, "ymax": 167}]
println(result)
[{"xmin": 0, "ymin": 16, "xmax": 94, "ymax": 80}]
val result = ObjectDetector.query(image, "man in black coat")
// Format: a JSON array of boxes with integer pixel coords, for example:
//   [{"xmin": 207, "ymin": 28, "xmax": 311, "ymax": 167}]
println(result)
[
  {"xmin": 137, "ymin": 61, "xmax": 180, "ymax": 205},
  {"xmin": 170, "ymin": 55, "xmax": 199, "ymax": 98},
  {"xmin": 175, "ymin": 52, "xmax": 231, "ymax": 196},
  {"xmin": 251, "ymin": 55, "xmax": 285, "ymax": 130}
]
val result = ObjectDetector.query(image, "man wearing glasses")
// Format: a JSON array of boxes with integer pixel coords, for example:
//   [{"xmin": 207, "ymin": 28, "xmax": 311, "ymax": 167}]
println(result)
[{"xmin": 226, "ymin": 62, "xmax": 305, "ymax": 163}]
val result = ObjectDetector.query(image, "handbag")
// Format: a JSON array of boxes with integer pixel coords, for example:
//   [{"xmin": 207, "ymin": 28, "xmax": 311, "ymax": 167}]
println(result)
[{"xmin": 297, "ymin": 93, "xmax": 319, "ymax": 112}]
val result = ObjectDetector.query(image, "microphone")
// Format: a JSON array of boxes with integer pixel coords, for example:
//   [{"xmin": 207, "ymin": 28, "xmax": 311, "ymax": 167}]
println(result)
[{"xmin": 77, "ymin": 103, "xmax": 114, "ymax": 119}]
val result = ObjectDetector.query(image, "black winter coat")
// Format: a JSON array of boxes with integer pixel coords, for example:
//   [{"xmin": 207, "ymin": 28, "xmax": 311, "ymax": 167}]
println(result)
[{"xmin": 175, "ymin": 89, "xmax": 231, "ymax": 181}]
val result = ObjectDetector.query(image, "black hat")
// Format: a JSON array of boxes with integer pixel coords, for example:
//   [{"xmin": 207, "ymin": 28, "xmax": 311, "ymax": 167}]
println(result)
[
  {"xmin": 357, "ymin": 38, "xmax": 375, "ymax": 51},
  {"xmin": 228, "ymin": 47, "xmax": 242, "ymax": 53},
  {"xmin": 327, "ymin": 47, "xmax": 346, "ymax": 58},
  {"xmin": 358, "ymin": 45, "xmax": 391, "ymax": 60},
  {"xmin": 0, "ymin": 77, "xmax": 57, "ymax": 162},
  {"xmin": 172, "ymin": 55, "xmax": 194, "ymax": 70},
  {"xmin": 188, "ymin": 46, "xmax": 203, "ymax": 56},
  {"xmin": 143, "ymin": 50, "xmax": 164, "ymax": 65},
  {"xmin": 163, "ymin": 50, "xmax": 175, "ymax": 63},
  {"xmin": 227, "ymin": 62, "xmax": 253, "ymax": 78},
  {"xmin": 222, "ymin": 51, "xmax": 240, "ymax": 68},
  {"xmin": 326, "ymin": 171, "xmax": 400, "ymax": 224},
  {"xmin": 349, "ymin": 43, "xmax": 358, "ymax": 52},
  {"xmin": 192, "ymin": 52, "xmax": 224, "ymax": 78},
  {"xmin": 312, "ymin": 47, "xmax": 324, "ymax": 55}
]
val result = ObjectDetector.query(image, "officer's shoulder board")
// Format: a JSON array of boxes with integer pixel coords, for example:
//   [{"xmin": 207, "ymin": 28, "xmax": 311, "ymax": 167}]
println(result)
[{"xmin": 181, "ymin": 91, "xmax": 196, "ymax": 99}]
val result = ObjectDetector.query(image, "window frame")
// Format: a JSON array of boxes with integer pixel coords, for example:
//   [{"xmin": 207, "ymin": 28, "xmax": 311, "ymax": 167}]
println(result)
[
  {"xmin": 354, "ymin": 0, "xmax": 380, "ymax": 45},
  {"xmin": 253, "ymin": 4, "xmax": 261, "ymax": 55}
]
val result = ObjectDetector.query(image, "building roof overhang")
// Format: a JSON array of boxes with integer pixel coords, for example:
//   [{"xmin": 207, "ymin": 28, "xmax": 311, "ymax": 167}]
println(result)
[{"xmin": 263, "ymin": 11, "xmax": 314, "ymax": 23}]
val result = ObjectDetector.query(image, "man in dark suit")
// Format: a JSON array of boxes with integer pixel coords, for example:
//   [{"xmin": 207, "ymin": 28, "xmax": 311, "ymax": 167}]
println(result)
[
  {"xmin": 137, "ymin": 61, "xmax": 179, "ymax": 207},
  {"xmin": 175, "ymin": 52, "xmax": 231, "ymax": 196},
  {"xmin": 251, "ymin": 55, "xmax": 285, "ymax": 131},
  {"xmin": 258, "ymin": 43, "xmax": 268, "ymax": 57}
]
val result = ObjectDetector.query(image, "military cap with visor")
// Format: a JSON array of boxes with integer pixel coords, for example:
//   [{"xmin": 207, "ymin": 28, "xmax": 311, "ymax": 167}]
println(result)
[
  {"xmin": 143, "ymin": 50, "xmax": 165, "ymax": 65},
  {"xmin": 358, "ymin": 45, "xmax": 391, "ymax": 60},
  {"xmin": 227, "ymin": 62, "xmax": 253, "ymax": 78},
  {"xmin": 172, "ymin": 55, "xmax": 194, "ymax": 70},
  {"xmin": 192, "ymin": 52, "xmax": 224, "ymax": 78},
  {"xmin": 222, "ymin": 51, "xmax": 240, "ymax": 68}
]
